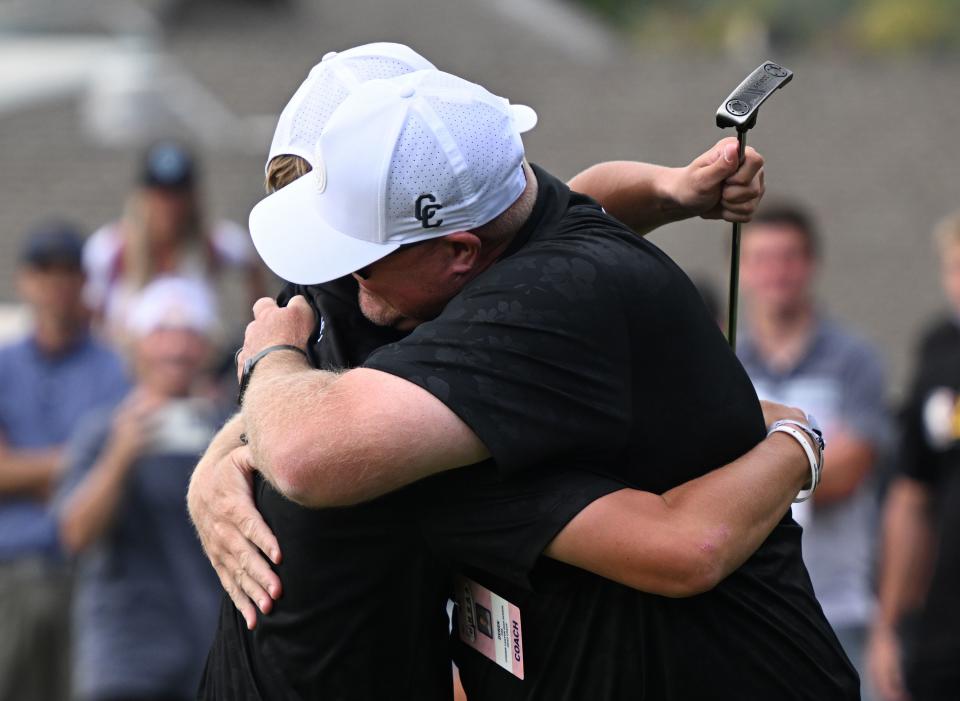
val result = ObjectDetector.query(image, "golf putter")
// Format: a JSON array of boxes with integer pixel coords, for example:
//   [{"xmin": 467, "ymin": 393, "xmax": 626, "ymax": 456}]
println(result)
[{"xmin": 716, "ymin": 61, "xmax": 793, "ymax": 349}]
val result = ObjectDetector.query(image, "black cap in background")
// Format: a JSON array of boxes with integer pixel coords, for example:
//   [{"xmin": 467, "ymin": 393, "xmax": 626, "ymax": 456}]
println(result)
[
  {"xmin": 140, "ymin": 140, "xmax": 196, "ymax": 190},
  {"xmin": 20, "ymin": 220, "xmax": 85, "ymax": 270}
]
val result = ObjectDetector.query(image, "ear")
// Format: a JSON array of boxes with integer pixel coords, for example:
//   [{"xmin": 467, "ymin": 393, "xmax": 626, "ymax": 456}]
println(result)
[{"xmin": 439, "ymin": 232, "xmax": 482, "ymax": 276}]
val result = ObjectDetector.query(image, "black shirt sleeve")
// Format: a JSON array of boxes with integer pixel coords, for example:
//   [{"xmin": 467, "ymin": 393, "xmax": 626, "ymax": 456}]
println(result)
[
  {"xmin": 896, "ymin": 321, "xmax": 960, "ymax": 485},
  {"xmin": 364, "ymin": 241, "xmax": 633, "ymax": 475},
  {"xmin": 415, "ymin": 462, "xmax": 624, "ymax": 589},
  {"xmin": 898, "ymin": 385, "xmax": 937, "ymax": 484}
]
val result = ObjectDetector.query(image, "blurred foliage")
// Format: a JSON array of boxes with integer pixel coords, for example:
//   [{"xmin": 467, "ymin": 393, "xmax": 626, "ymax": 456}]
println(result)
[{"xmin": 575, "ymin": 0, "xmax": 960, "ymax": 52}]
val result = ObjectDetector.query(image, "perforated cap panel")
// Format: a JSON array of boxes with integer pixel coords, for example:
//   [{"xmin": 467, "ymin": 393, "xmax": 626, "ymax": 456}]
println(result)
[
  {"xmin": 385, "ymin": 113, "xmax": 462, "ymax": 228},
  {"xmin": 383, "ymin": 75, "xmax": 527, "ymax": 240},
  {"xmin": 266, "ymin": 51, "xmax": 430, "ymax": 171},
  {"xmin": 343, "ymin": 56, "xmax": 419, "ymax": 82},
  {"xmin": 281, "ymin": 73, "xmax": 350, "ymax": 160}
]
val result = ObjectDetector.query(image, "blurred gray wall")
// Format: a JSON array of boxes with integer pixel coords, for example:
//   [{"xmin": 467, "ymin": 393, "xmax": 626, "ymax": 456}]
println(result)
[{"xmin": 1, "ymin": 0, "xmax": 957, "ymax": 397}]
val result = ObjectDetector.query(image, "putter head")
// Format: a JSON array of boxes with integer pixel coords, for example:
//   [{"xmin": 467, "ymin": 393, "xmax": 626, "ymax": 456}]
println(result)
[{"xmin": 716, "ymin": 61, "xmax": 793, "ymax": 131}]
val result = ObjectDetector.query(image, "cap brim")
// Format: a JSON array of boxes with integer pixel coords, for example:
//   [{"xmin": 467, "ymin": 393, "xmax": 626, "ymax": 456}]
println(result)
[
  {"xmin": 249, "ymin": 173, "xmax": 400, "ymax": 285},
  {"xmin": 510, "ymin": 104, "xmax": 538, "ymax": 133}
]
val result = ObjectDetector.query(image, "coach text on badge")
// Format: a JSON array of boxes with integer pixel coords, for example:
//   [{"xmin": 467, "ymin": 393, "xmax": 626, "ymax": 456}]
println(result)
[{"xmin": 455, "ymin": 576, "xmax": 525, "ymax": 680}]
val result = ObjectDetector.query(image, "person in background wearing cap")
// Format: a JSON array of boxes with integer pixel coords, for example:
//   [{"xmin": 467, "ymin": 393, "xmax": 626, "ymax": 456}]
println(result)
[
  {"xmin": 190, "ymin": 53, "xmax": 855, "ymax": 700},
  {"xmin": 0, "ymin": 221, "xmax": 129, "ymax": 701},
  {"xmin": 56, "ymin": 277, "xmax": 224, "ymax": 701},
  {"xmin": 83, "ymin": 140, "xmax": 267, "ymax": 343}
]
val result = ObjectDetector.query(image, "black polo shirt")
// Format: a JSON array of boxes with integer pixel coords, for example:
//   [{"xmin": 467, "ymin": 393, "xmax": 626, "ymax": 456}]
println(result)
[
  {"xmin": 898, "ymin": 318, "xmax": 960, "ymax": 697},
  {"xmin": 198, "ymin": 273, "xmax": 620, "ymax": 700},
  {"xmin": 365, "ymin": 165, "xmax": 859, "ymax": 700}
]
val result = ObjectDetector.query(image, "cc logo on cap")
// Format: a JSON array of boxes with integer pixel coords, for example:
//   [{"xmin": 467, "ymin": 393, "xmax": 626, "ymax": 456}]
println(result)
[{"xmin": 415, "ymin": 193, "xmax": 443, "ymax": 228}]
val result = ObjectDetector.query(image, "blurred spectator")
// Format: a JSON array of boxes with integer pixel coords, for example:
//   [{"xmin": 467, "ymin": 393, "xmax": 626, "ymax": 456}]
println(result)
[
  {"xmin": 83, "ymin": 140, "xmax": 266, "ymax": 341},
  {"xmin": 57, "ymin": 277, "xmax": 224, "ymax": 701},
  {"xmin": 0, "ymin": 221, "xmax": 128, "ymax": 700},
  {"xmin": 736, "ymin": 203, "xmax": 889, "ymax": 699},
  {"xmin": 868, "ymin": 211, "xmax": 960, "ymax": 701}
]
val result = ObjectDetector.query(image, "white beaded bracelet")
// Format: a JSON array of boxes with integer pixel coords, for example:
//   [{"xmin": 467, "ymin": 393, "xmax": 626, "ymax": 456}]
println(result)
[{"xmin": 768, "ymin": 423, "xmax": 822, "ymax": 503}]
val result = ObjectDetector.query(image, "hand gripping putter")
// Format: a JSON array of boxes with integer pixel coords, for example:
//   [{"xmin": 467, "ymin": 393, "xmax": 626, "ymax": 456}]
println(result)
[{"xmin": 716, "ymin": 61, "xmax": 793, "ymax": 349}]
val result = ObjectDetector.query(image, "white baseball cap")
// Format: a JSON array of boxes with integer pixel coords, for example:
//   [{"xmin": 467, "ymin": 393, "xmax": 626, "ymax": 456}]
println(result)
[
  {"xmin": 266, "ymin": 42, "xmax": 436, "ymax": 173},
  {"xmin": 126, "ymin": 277, "xmax": 218, "ymax": 338},
  {"xmin": 249, "ymin": 69, "xmax": 538, "ymax": 285}
]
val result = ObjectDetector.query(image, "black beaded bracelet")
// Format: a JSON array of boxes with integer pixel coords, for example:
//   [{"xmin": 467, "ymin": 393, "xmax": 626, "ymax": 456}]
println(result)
[{"xmin": 237, "ymin": 344, "xmax": 309, "ymax": 406}]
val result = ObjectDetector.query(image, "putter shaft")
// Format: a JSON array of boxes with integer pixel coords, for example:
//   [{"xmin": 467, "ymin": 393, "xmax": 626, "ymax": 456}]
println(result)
[
  {"xmin": 727, "ymin": 130, "xmax": 747, "ymax": 350},
  {"xmin": 716, "ymin": 60, "xmax": 793, "ymax": 351}
]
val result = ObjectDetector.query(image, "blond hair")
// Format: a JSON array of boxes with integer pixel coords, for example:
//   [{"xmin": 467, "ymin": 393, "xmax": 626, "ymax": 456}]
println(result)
[
  {"xmin": 120, "ymin": 187, "xmax": 207, "ymax": 290},
  {"xmin": 934, "ymin": 211, "xmax": 960, "ymax": 256},
  {"xmin": 266, "ymin": 155, "xmax": 312, "ymax": 194}
]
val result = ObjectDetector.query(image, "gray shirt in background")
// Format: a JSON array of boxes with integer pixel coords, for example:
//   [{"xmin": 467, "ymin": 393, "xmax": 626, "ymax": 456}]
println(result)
[{"xmin": 738, "ymin": 317, "xmax": 889, "ymax": 629}]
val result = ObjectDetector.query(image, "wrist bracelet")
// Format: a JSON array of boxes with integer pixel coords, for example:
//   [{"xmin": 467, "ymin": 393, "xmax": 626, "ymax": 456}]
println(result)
[
  {"xmin": 770, "ymin": 418, "xmax": 825, "ymax": 456},
  {"xmin": 768, "ymin": 423, "xmax": 821, "ymax": 503},
  {"xmin": 237, "ymin": 344, "xmax": 308, "ymax": 406}
]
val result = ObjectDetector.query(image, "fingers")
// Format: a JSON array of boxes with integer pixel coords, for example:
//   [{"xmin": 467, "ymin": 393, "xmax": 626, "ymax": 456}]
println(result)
[
  {"xmin": 116, "ymin": 390, "xmax": 154, "ymax": 421},
  {"xmin": 240, "ymin": 509, "xmax": 283, "ymax": 566},
  {"xmin": 223, "ymin": 446, "xmax": 283, "ymax": 598},
  {"xmin": 691, "ymin": 137, "xmax": 739, "ymax": 169},
  {"xmin": 229, "ymin": 445, "xmax": 281, "ymax": 568},
  {"xmin": 252, "ymin": 297, "xmax": 278, "ymax": 319},
  {"xmin": 240, "ymin": 533, "xmax": 283, "ymax": 598},
  {"xmin": 224, "ymin": 539, "xmax": 277, "ymax": 610},
  {"xmin": 204, "ymin": 508, "xmax": 280, "ymax": 617},
  {"xmin": 190, "ymin": 443, "xmax": 284, "ymax": 628},
  {"xmin": 688, "ymin": 138, "xmax": 740, "ymax": 193},
  {"xmin": 213, "ymin": 560, "xmax": 259, "ymax": 630},
  {"xmin": 195, "ymin": 500, "xmax": 262, "ymax": 628},
  {"xmin": 129, "ymin": 392, "xmax": 165, "ymax": 419},
  {"xmin": 287, "ymin": 294, "xmax": 312, "ymax": 315},
  {"xmin": 215, "ymin": 518, "xmax": 280, "ymax": 605},
  {"xmin": 725, "ymin": 147, "xmax": 764, "ymax": 186},
  {"xmin": 720, "ymin": 175, "xmax": 765, "ymax": 205},
  {"xmin": 707, "ymin": 209, "xmax": 755, "ymax": 224},
  {"xmin": 287, "ymin": 296, "xmax": 317, "ymax": 340},
  {"xmin": 715, "ymin": 159, "xmax": 764, "ymax": 223},
  {"xmin": 241, "ymin": 296, "xmax": 314, "ymax": 376}
]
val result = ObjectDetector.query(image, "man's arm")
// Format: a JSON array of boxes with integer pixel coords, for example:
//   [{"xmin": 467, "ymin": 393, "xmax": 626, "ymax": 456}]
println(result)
[
  {"xmin": 868, "ymin": 477, "xmax": 935, "ymax": 701},
  {"xmin": 568, "ymin": 137, "xmax": 765, "ymax": 235},
  {"xmin": 242, "ymin": 358, "xmax": 488, "ymax": 507},
  {"xmin": 813, "ymin": 429, "xmax": 875, "ymax": 505},
  {"xmin": 546, "ymin": 425, "xmax": 810, "ymax": 597},
  {"xmin": 874, "ymin": 478, "xmax": 934, "ymax": 623},
  {"xmin": 59, "ymin": 393, "xmax": 158, "ymax": 553},
  {"xmin": 816, "ymin": 345, "xmax": 887, "ymax": 505},
  {"xmin": 237, "ymin": 295, "xmax": 488, "ymax": 508},
  {"xmin": 0, "ymin": 441, "xmax": 63, "ymax": 499},
  {"xmin": 193, "ymin": 362, "xmax": 485, "ymax": 627}
]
